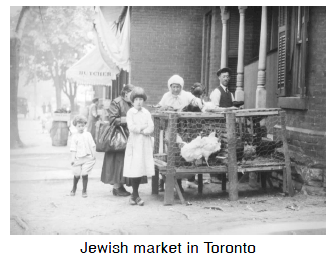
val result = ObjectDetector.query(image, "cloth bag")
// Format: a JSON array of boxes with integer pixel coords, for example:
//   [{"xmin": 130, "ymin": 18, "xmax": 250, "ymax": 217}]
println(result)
[{"xmin": 95, "ymin": 119, "xmax": 128, "ymax": 152}]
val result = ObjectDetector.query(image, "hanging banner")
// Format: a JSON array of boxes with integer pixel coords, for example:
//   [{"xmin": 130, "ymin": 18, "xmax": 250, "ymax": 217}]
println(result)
[{"xmin": 94, "ymin": 6, "xmax": 131, "ymax": 72}]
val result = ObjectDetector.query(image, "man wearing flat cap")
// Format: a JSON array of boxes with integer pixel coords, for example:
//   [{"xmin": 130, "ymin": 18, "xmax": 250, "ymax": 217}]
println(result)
[{"xmin": 210, "ymin": 68, "xmax": 234, "ymax": 108}]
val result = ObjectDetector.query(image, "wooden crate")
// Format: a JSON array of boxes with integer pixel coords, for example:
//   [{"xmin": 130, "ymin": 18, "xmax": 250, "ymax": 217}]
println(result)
[{"xmin": 152, "ymin": 109, "xmax": 294, "ymax": 205}]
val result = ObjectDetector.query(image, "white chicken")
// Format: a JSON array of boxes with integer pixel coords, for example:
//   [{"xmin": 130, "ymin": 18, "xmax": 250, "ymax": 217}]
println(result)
[
  {"xmin": 180, "ymin": 132, "xmax": 221, "ymax": 167},
  {"xmin": 201, "ymin": 132, "xmax": 221, "ymax": 166},
  {"xmin": 180, "ymin": 136, "xmax": 203, "ymax": 163},
  {"xmin": 201, "ymin": 101, "xmax": 218, "ymax": 113}
]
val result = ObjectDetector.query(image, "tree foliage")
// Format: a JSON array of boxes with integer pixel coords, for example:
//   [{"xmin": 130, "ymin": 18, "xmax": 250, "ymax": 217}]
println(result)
[{"xmin": 16, "ymin": 7, "xmax": 95, "ymax": 109}]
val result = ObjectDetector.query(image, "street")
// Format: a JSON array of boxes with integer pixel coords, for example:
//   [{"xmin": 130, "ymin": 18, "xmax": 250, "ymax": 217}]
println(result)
[{"xmin": 10, "ymin": 117, "xmax": 326, "ymax": 235}]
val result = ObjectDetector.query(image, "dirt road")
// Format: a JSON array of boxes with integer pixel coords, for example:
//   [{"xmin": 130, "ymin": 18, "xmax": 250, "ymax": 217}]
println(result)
[
  {"xmin": 10, "ymin": 178, "xmax": 326, "ymax": 235},
  {"xmin": 10, "ymin": 117, "xmax": 326, "ymax": 235}
]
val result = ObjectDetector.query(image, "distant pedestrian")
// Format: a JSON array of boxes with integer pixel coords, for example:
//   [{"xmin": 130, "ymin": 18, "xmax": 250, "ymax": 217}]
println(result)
[
  {"xmin": 47, "ymin": 102, "xmax": 52, "ymax": 114},
  {"xmin": 42, "ymin": 103, "xmax": 46, "ymax": 114},
  {"xmin": 86, "ymin": 97, "xmax": 100, "ymax": 142},
  {"xmin": 70, "ymin": 115, "xmax": 96, "ymax": 198},
  {"xmin": 40, "ymin": 114, "xmax": 47, "ymax": 133},
  {"xmin": 123, "ymin": 87, "xmax": 155, "ymax": 206}
]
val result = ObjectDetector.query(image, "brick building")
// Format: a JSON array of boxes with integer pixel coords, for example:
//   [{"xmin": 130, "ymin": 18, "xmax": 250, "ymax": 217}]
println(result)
[
  {"xmin": 130, "ymin": 6, "xmax": 205, "ymax": 105},
  {"xmin": 101, "ymin": 6, "xmax": 326, "ymax": 184}
]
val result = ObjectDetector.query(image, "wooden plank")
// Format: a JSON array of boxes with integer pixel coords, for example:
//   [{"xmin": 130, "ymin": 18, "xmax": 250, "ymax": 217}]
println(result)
[
  {"xmin": 274, "ymin": 124, "xmax": 326, "ymax": 136},
  {"xmin": 176, "ymin": 167, "xmax": 228, "ymax": 173},
  {"xmin": 222, "ymin": 173, "xmax": 227, "ymax": 191},
  {"xmin": 235, "ymin": 108, "xmax": 282, "ymax": 112},
  {"xmin": 152, "ymin": 113, "xmax": 169, "ymax": 118},
  {"xmin": 152, "ymin": 111, "xmax": 226, "ymax": 118},
  {"xmin": 164, "ymin": 114, "xmax": 178, "ymax": 205},
  {"xmin": 177, "ymin": 113, "xmax": 226, "ymax": 118},
  {"xmin": 240, "ymin": 161, "xmax": 285, "ymax": 167},
  {"xmin": 235, "ymin": 111, "xmax": 278, "ymax": 117},
  {"xmin": 198, "ymin": 174, "xmax": 203, "ymax": 194},
  {"xmin": 153, "ymin": 118, "xmax": 160, "ymax": 154},
  {"xmin": 279, "ymin": 111, "xmax": 295, "ymax": 197},
  {"xmin": 152, "ymin": 166, "xmax": 159, "ymax": 195},
  {"xmin": 174, "ymin": 180, "xmax": 185, "ymax": 204},
  {"xmin": 154, "ymin": 158, "xmax": 167, "ymax": 167},
  {"xmin": 283, "ymin": 168, "xmax": 287, "ymax": 193},
  {"xmin": 226, "ymin": 112, "xmax": 238, "ymax": 201},
  {"xmin": 159, "ymin": 130, "xmax": 164, "ymax": 153},
  {"xmin": 159, "ymin": 165, "xmax": 284, "ymax": 174},
  {"xmin": 250, "ymin": 117, "xmax": 254, "ymax": 137},
  {"xmin": 238, "ymin": 166, "xmax": 284, "ymax": 172}
]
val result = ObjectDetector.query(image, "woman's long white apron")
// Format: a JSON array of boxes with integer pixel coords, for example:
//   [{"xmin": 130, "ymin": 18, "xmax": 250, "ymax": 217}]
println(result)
[{"xmin": 123, "ymin": 107, "xmax": 155, "ymax": 178}]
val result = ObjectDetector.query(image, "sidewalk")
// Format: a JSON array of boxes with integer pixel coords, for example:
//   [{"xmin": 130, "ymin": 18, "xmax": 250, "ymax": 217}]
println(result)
[
  {"xmin": 11, "ymin": 117, "xmax": 103, "ymax": 181},
  {"xmin": 11, "ymin": 117, "xmax": 70, "ymax": 156}
]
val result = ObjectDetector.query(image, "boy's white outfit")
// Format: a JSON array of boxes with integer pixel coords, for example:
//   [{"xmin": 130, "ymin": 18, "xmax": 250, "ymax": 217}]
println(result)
[
  {"xmin": 123, "ymin": 107, "xmax": 155, "ymax": 178},
  {"xmin": 70, "ymin": 131, "xmax": 96, "ymax": 176}
]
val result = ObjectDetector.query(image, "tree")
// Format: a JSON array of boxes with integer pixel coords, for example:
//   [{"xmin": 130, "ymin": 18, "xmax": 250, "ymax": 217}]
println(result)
[
  {"xmin": 18, "ymin": 7, "xmax": 94, "ymax": 111},
  {"xmin": 10, "ymin": 6, "xmax": 30, "ymax": 148}
]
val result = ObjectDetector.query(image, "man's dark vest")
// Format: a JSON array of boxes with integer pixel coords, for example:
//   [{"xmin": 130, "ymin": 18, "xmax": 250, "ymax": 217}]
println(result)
[{"xmin": 217, "ymin": 85, "xmax": 233, "ymax": 107}]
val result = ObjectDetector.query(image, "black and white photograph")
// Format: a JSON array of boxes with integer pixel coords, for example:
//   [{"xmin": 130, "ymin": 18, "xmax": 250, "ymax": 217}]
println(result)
[{"xmin": 7, "ymin": 3, "xmax": 328, "ymax": 258}]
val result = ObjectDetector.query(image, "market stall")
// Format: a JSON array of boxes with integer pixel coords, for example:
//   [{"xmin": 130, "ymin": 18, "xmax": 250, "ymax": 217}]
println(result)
[{"xmin": 152, "ymin": 108, "xmax": 294, "ymax": 205}]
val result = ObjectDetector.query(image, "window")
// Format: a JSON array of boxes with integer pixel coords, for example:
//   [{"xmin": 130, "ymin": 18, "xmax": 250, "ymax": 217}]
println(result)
[{"xmin": 277, "ymin": 7, "xmax": 309, "ymax": 109}]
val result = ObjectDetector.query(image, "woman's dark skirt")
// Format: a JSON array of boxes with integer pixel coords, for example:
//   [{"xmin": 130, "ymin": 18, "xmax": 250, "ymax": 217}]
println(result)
[{"xmin": 100, "ymin": 151, "xmax": 147, "ymax": 186}]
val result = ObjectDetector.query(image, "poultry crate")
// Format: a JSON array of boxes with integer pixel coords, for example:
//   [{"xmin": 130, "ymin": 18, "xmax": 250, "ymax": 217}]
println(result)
[{"xmin": 151, "ymin": 108, "xmax": 294, "ymax": 205}]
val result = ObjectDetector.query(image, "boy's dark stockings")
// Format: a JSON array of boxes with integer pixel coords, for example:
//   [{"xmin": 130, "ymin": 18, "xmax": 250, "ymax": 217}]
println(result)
[
  {"xmin": 131, "ymin": 177, "xmax": 141, "ymax": 198},
  {"xmin": 82, "ymin": 175, "xmax": 88, "ymax": 192},
  {"xmin": 72, "ymin": 176, "xmax": 80, "ymax": 192}
]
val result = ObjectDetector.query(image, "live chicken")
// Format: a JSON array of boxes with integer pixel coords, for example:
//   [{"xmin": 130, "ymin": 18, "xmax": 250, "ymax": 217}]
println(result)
[
  {"xmin": 201, "ymin": 132, "xmax": 221, "ymax": 166},
  {"xmin": 180, "ymin": 132, "xmax": 221, "ymax": 167}
]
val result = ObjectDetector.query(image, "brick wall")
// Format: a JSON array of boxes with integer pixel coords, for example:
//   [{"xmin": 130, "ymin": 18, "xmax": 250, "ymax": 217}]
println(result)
[
  {"xmin": 285, "ymin": 6, "xmax": 326, "ymax": 165},
  {"xmin": 130, "ymin": 6, "xmax": 205, "ymax": 106}
]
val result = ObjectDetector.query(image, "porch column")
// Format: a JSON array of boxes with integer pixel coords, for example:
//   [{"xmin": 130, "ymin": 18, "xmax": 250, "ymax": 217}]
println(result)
[
  {"xmin": 235, "ymin": 6, "xmax": 247, "ymax": 101},
  {"xmin": 220, "ymin": 7, "xmax": 230, "ymax": 68},
  {"xmin": 255, "ymin": 6, "xmax": 268, "ymax": 108}
]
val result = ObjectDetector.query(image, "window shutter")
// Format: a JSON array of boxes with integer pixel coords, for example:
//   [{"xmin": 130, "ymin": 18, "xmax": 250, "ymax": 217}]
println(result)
[{"xmin": 277, "ymin": 7, "xmax": 288, "ymax": 96}]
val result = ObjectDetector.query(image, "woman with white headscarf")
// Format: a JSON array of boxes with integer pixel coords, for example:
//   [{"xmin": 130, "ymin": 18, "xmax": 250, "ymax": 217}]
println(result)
[
  {"xmin": 158, "ymin": 75, "xmax": 203, "ymax": 111},
  {"xmin": 157, "ymin": 75, "xmax": 202, "ymax": 192}
]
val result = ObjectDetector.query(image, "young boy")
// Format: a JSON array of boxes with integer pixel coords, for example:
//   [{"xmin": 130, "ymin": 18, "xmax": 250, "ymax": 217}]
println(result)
[{"xmin": 69, "ymin": 115, "xmax": 96, "ymax": 198}]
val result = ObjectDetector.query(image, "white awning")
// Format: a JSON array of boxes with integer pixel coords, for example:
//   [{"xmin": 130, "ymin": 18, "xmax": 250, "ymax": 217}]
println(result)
[{"xmin": 66, "ymin": 47, "xmax": 120, "ymax": 86}]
